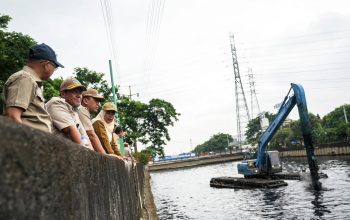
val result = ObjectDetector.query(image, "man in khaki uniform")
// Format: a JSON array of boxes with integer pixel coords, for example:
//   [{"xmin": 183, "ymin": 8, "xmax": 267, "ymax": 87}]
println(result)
[
  {"xmin": 46, "ymin": 77, "xmax": 93, "ymax": 150},
  {"xmin": 2, "ymin": 43, "xmax": 64, "ymax": 133},
  {"xmin": 78, "ymin": 88, "xmax": 106, "ymax": 154}
]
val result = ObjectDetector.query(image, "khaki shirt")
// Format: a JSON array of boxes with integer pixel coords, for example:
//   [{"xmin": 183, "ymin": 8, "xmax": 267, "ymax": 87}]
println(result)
[
  {"xmin": 78, "ymin": 106, "xmax": 93, "ymax": 131},
  {"xmin": 46, "ymin": 97, "xmax": 92, "ymax": 150},
  {"xmin": 3, "ymin": 66, "xmax": 52, "ymax": 133},
  {"xmin": 92, "ymin": 120, "xmax": 122, "ymax": 156}
]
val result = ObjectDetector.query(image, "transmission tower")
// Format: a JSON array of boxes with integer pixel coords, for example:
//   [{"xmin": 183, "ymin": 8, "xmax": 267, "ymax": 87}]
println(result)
[
  {"xmin": 248, "ymin": 67, "xmax": 261, "ymax": 119},
  {"xmin": 229, "ymin": 33, "xmax": 251, "ymax": 146}
]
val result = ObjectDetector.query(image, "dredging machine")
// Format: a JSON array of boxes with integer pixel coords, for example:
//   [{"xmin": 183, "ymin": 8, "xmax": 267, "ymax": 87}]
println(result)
[{"xmin": 210, "ymin": 83, "xmax": 326, "ymax": 190}]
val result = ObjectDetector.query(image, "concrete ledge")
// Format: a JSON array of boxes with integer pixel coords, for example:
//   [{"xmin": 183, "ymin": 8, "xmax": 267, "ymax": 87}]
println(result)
[
  {"xmin": 142, "ymin": 167, "xmax": 159, "ymax": 220},
  {"xmin": 0, "ymin": 116, "xmax": 149, "ymax": 220}
]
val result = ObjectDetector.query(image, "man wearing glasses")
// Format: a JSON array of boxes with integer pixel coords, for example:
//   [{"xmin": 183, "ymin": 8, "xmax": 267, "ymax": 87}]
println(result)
[
  {"xmin": 2, "ymin": 43, "xmax": 63, "ymax": 133},
  {"xmin": 46, "ymin": 77, "xmax": 93, "ymax": 150}
]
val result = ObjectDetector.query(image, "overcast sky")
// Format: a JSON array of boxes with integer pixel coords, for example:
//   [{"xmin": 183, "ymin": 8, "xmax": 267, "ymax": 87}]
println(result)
[{"xmin": 2, "ymin": 0, "xmax": 350, "ymax": 155}]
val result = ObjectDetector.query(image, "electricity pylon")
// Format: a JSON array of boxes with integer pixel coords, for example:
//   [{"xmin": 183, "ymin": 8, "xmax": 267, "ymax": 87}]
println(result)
[{"xmin": 229, "ymin": 33, "xmax": 251, "ymax": 146}]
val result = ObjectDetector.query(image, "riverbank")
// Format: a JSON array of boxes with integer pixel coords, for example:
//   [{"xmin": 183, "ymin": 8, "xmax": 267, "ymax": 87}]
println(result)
[
  {"xmin": 149, "ymin": 144, "xmax": 350, "ymax": 172},
  {"xmin": 149, "ymin": 153, "xmax": 244, "ymax": 172}
]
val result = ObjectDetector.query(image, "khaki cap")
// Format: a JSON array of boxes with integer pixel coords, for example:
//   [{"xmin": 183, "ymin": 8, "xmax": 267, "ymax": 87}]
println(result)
[
  {"xmin": 60, "ymin": 77, "xmax": 86, "ymax": 92},
  {"xmin": 83, "ymin": 88, "xmax": 105, "ymax": 101},
  {"xmin": 102, "ymin": 102, "xmax": 117, "ymax": 112}
]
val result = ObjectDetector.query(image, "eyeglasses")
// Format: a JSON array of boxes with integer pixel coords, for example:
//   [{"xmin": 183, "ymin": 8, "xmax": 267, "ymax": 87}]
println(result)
[
  {"xmin": 48, "ymin": 61, "xmax": 58, "ymax": 70},
  {"xmin": 40, "ymin": 60, "xmax": 58, "ymax": 70}
]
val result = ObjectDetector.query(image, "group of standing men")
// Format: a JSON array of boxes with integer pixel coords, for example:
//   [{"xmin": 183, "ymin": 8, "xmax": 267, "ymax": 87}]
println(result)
[{"xmin": 2, "ymin": 43, "xmax": 133, "ymax": 161}]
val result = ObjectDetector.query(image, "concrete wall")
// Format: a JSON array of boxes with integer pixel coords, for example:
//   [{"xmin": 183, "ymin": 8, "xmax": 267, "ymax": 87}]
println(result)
[
  {"xmin": 280, "ymin": 145, "xmax": 350, "ymax": 157},
  {"xmin": 0, "ymin": 117, "xmax": 146, "ymax": 220}
]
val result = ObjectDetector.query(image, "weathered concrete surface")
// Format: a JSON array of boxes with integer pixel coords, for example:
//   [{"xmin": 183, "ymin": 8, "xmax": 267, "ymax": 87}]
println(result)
[
  {"xmin": 279, "ymin": 145, "xmax": 350, "ymax": 157},
  {"xmin": 148, "ymin": 153, "xmax": 244, "ymax": 172},
  {"xmin": 0, "ymin": 116, "xmax": 155, "ymax": 220},
  {"xmin": 142, "ymin": 167, "xmax": 159, "ymax": 220}
]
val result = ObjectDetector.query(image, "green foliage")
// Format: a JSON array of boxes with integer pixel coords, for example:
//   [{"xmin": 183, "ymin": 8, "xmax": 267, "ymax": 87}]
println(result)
[
  {"xmin": 321, "ymin": 104, "xmax": 350, "ymax": 142},
  {"xmin": 0, "ymin": 14, "xmax": 36, "ymax": 109},
  {"xmin": 269, "ymin": 127, "xmax": 293, "ymax": 149},
  {"xmin": 43, "ymin": 77, "xmax": 63, "ymax": 101},
  {"xmin": 0, "ymin": 14, "xmax": 11, "ymax": 29},
  {"xmin": 139, "ymin": 99, "xmax": 179, "ymax": 157},
  {"xmin": 245, "ymin": 105, "xmax": 350, "ymax": 149},
  {"xmin": 73, "ymin": 67, "xmax": 112, "ymax": 101},
  {"xmin": 245, "ymin": 117, "xmax": 261, "ymax": 144},
  {"xmin": 118, "ymin": 98, "xmax": 148, "ymax": 142},
  {"xmin": 194, "ymin": 133, "xmax": 233, "ymax": 154},
  {"xmin": 119, "ymin": 98, "xmax": 180, "ymax": 157},
  {"xmin": 245, "ymin": 112, "xmax": 275, "ymax": 144},
  {"xmin": 133, "ymin": 148, "xmax": 152, "ymax": 165}
]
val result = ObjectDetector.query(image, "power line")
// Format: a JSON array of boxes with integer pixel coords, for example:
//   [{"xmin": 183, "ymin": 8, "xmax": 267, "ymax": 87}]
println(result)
[
  {"xmin": 142, "ymin": 0, "xmax": 166, "ymax": 96},
  {"xmin": 254, "ymin": 66, "xmax": 350, "ymax": 76},
  {"xmin": 237, "ymin": 29, "xmax": 350, "ymax": 50},
  {"xmin": 99, "ymin": 0, "xmax": 121, "ymax": 84}
]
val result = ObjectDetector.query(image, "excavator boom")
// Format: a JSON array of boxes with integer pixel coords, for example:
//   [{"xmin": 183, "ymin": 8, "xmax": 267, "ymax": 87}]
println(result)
[{"xmin": 239, "ymin": 83, "xmax": 321, "ymax": 190}]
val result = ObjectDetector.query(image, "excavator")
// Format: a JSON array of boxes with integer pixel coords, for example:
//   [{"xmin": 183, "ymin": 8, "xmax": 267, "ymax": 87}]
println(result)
[{"xmin": 210, "ymin": 83, "xmax": 324, "ymax": 190}]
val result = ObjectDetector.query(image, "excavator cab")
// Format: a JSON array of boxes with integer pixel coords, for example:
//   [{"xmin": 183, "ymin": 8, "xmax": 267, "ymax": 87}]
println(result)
[
  {"xmin": 266, "ymin": 151, "xmax": 282, "ymax": 174},
  {"xmin": 238, "ymin": 150, "xmax": 282, "ymax": 176}
]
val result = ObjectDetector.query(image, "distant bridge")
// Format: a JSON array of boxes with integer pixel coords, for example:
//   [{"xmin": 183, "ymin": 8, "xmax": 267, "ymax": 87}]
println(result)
[{"xmin": 148, "ymin": 153, "xmax": 244, "ymax": 172}]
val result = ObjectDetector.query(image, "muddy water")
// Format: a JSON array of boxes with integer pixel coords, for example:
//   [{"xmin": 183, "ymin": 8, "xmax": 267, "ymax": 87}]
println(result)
[{"xmin": 150, "ymin": 156, "xmax": 350, "ymax": 219}]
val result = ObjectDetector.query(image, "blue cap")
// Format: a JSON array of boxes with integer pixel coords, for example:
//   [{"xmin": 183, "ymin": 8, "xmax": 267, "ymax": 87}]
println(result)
[{"xmin": 29, "ymin": 43, "xmax": 64, "ymax": 68}]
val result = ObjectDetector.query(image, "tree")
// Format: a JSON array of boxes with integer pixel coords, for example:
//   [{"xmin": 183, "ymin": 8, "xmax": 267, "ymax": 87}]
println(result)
[
  {"xmin": 245, "ymin": 112, "xmax": 275, "ymax": 144},
  {"xmin": 43, "ymin": 77, "xmax": 63, "ymax": 101},
  {"xmin": 138, "ymin": 99, "xmax": 180, "ymax": 157},
  {"xmin": 321, "ymin": 104, "xmax": 350, "ymax": 142},
  {"xmin": 245, "ymin": 116, "xmax": 261, "ymax": 144},
  {"xmin": 269, "ymin": 128, "xmax": 293, "ymax": 149},
  {"xmin": 73, "ymin": 67, "xmax": 112, "ymax": 101},
  {"xmin": 194, "ymin": 133, "xmax": 233, "ymax": 154},
  {"xmin": 0, "ymin": 14, "xmax": 11, "ymax": 29},
  {"xmin": 118, "ymin": 98, "xmax": 148, "ymax": 152},
  {"xmin": 0, "ymin": 14, "xmax": 36, "ymax": 109}
]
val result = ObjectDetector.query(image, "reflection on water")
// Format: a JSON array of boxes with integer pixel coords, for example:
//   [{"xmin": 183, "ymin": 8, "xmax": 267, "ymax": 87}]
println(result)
[
  {"xmin": 312, "ymin": 190, "xmax": 331, "ymax": 218},
  {"xmin": 151, "ymin": 156, "xmax": 350, "ymax": 220}
]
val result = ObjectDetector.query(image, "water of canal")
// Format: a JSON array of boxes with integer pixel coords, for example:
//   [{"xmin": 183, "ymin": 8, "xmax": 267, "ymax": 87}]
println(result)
[{"xmin": 150, "ymin": 156, "xmax": 350, "ymax": 220}]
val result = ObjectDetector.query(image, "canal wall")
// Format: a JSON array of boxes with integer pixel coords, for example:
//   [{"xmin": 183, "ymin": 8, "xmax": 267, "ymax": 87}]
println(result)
[
  {"xmin": 279, "ymin": 144, "xmax": 350, "ymax": 157},
  {"xmin": 0, "ymin": 116, "xmax": 156, "ymax": 220},
  {"xmin": 149, "ymin": 153, "xmax": 244, "ymax": 172}
]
